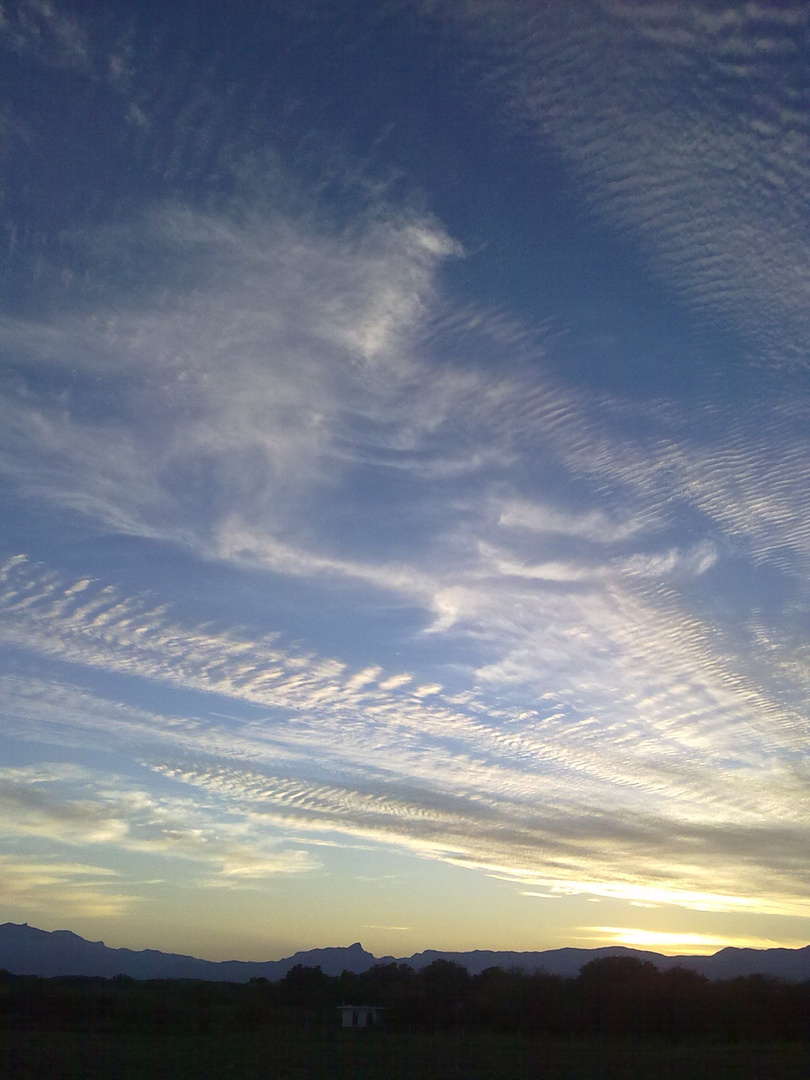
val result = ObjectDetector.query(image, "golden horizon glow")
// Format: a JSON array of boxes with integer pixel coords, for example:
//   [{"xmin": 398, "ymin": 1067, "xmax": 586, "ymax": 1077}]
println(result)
[{"xmin": 583, "ymin": 927, "xmax": 809, "ymax": 955}]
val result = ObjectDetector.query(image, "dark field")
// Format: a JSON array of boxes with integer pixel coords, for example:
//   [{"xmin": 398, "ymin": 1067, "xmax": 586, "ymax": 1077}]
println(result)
[
  {"xmin": 3, "ymin": 959, "xmax": 808, "ymax": 1077},
  {"xmin": 2, "ymin": 1029, "xmax": 809, "ymax": 1080}
]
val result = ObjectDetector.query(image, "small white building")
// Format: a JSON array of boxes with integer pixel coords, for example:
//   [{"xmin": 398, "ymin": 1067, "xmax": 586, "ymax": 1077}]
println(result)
[{"xmin": 338, "ymin": 1005, "xmax": 385, "ymax": 1029}]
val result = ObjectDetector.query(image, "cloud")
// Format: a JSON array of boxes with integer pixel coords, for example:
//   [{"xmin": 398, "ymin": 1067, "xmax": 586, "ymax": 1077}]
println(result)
[
  {"xmin": 0, "ymin": 761, "xmax": 319, "ymax": 888},
  {"xmin": 0, "ymin": 764, "xmax": 130, "ymax": 845},
  {"xmin": 418, "ymin": 0, "xmax": 810, "ymax": 368},
  {"xmin": 2, "ymin": 1, "xmax": 809, "ymax": 940},
  {"xmin": 496, "ymin": 499, "xmax": 649, "ymax": 544},
  {"xmin": 2, "ymin": 558, "xmax": 810, "ymax": 917},
  {"xmin": 0, "ymin": 196, "xmax": 462, "ymax": 554},
  {"xmin": 3, "ymin": 57, "xmax": 808, "ymax": 632},
  {"xmin": 0, "ymin": 854, "xmax": 135, "ymax": 919},
  {"xmin": 1, "ymin": 0, "xmax": 91, "ymax": 72}
]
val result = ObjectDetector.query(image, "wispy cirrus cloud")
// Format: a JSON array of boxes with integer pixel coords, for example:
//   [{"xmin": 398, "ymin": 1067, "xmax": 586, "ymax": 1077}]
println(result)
[
  {"xmin": 3, "ymin": 110, "xmax": 808, "ymax": 630},
  {"xmin": 1, "ymin": 0, "xmax": 91, "ymax": 72},
  {"xmin": 0, "ymin": 761, "xmax": 319, "ymax": 890},
  {"xmin": 2, "ymin": 0, "xmax": 809, "ymax": 954},
  {"xmin": 0, "ymin": 853, "xmax": 135, "ymax": 919},
  {"xmin": 2, "ymin": 555, "xmax": 809, "ymax": 917},
  {"xmin": 418, "ymin": 0, "xmax": 810, "ymax": 368},
  {"xmin": 0, "ymin": 198, "xmax": 461, "ymax": 552}
]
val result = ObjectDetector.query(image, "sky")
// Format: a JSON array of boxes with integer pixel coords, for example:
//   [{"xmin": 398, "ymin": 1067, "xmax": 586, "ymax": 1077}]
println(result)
[{"xmin": 1, "ymin": 0, "xmax": 809, "ymax": 964}]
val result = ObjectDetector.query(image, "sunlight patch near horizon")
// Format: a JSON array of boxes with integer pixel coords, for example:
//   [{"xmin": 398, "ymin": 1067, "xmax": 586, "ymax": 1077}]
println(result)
[{"xmin": 584, "ymin": 927, "xmax": 805, "ymax": 955}]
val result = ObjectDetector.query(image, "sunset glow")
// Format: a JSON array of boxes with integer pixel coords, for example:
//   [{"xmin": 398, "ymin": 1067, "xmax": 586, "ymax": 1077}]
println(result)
[
  {"xmin": 585, "ymin": 928, "xmax": 807, "ymax": 956},
  {"xmin": 1, "ymin": 0, "xmax": 809, "ymax": 963}
]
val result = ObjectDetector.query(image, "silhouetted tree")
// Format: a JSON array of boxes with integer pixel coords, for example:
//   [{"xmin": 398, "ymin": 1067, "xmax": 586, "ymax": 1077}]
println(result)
[
  {"xmin": 578, "ymin": 956, "xmax": 660, "ymax": 1038},
  {"xmin": 280, "ymin": 964, "xmax": 332, "ymax": 1009}
]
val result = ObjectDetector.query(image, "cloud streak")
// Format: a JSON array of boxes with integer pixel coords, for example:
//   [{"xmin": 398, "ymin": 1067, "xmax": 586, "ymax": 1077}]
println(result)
[
  {"xmin": 418, "ymin": 0, "xmax": 810, "ymax": 368},
  {"xmin": 2, "ymin": 552, "xmax": 809, "ymax": 918},
  {"xmin": 1, "ymin": 0, "xmax": 808, "ymax": 954}
]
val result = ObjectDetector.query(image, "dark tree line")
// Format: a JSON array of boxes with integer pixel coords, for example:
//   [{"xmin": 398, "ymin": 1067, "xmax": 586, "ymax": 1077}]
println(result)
[{"xmin": 1, "ymin": 956, "xmax": 808, "ymax": 1042}]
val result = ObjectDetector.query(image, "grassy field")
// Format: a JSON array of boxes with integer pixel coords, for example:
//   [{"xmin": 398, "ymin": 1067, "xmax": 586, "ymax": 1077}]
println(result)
[{"xmin": 1, "ymin": 1028, "xmax": 808, "ymax": 1080}]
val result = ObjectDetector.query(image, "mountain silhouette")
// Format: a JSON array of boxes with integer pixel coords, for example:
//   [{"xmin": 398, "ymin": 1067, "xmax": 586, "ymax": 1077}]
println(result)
[{"xmin": 2, "ymin": 922, "xmax": 808, "ymax": 982}]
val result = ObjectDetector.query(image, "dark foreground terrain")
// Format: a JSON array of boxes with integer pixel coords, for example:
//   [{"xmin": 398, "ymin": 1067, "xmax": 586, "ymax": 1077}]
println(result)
[
  {"xmin": 2, "ymin": 956, "xmax": 807, "ymax": 1078},
  {"xmin": 2, "ymin": 1028, "xmax": 809, "ymax": 1080}
]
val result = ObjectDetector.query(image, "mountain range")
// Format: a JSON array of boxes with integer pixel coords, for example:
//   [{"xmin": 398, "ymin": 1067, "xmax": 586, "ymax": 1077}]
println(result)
[{"xmin": 2, "ymin": 922, "xmax": 809, "ymax": 982}]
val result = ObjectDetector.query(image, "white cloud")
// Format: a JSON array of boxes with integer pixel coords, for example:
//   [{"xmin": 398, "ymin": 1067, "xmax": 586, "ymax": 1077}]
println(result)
[
  {"xmin": 497, "ymin": 499, "xmax": 647, "ymax": 544},
  {"xmin": 0, "ymin": 761, "xmax": 320, "ymax": 892},
  {"xmin": 2, "ymin": 555, "xmax": 810, "ymax": 917},
  {"xmin": 420, "ymin": 0, "xmax": 810, "ymax": 369},
  {"xmin": 0, "ymin": 194, "xmax": 460, "ymax": 555}
]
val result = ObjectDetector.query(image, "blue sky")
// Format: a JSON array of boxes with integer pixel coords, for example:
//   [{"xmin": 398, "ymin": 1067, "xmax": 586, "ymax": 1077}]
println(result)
[{"xmin": 1, "ymin": 0, "xmax": 809, "ymax": 962}]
